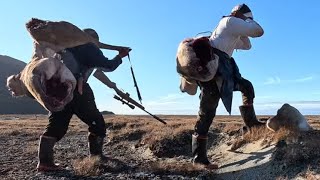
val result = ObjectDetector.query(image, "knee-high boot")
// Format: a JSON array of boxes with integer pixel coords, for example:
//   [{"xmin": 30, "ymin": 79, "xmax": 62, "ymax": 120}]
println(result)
[
  {"xmin": 88, "ymin": 133, "xmax": 108, "ymax": 160},
  {"xmin": 192, "ymin": 134, "xmax": 218, "ymax": 169},
  {"xmin": 239, "ymin": 105, "xmax": 265, "ymax": 130},
  {"xmin": 37, "ymin": 135, "xmax": 61, "ymax": 172}
]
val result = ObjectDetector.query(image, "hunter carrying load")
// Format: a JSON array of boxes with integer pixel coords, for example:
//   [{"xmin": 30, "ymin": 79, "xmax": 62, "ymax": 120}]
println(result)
[
  {"xmin": 176, "ymin": 4, "xmax": 264, "ymax": 169},
  {"xmin": 6, "ymin": 18, "xmax": 165, "ymax": 172}
]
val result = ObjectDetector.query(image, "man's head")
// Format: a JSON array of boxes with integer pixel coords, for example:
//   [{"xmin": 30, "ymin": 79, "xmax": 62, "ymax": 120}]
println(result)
[
  {"xmin": 231, "ymin": 4, "xmax": 253, "ymax": 20},
  {"xmin": 83, "ymin": 28, "xmax": 99, "ymax": 41}
]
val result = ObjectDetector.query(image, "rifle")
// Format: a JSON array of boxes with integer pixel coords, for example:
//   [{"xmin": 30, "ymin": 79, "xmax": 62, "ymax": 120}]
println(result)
[
  {"xmin": 113, "ymin": 94, "xmax": 166, "ymax": 124},
  {"xmin": 127, "ymin": 52, "xmax": 142, "ymax": 104},
  {"xmin": 93, "ymin": 70, "xmax": 166, "ymax": 124}
]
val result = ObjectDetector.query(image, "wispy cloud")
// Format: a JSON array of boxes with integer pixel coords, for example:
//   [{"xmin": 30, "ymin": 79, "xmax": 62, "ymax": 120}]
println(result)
[
  {"xmin": 156, "ymin": 94, "xmax": 186, "ymax": 102},
  {"xmin": 263, "ymin": 77, "xmax": 281, "ymax": 85},
  {"xmin": 141, "ymin": 93, "xmax": 198, "ymax": 114},
  {"xmin": 256, "ymin": 101, "xmax": 320, "ymax": 106},
  {"xmin": 144, "ymin": 94, "xmax": 186, "ymax": 106},
  {"xmin": 291, "ymin": 76, "xmax": 314, "ymax": 83},
  {"xmin": 255, "ymin": 95, "xmax": 273, "ymax": 100},
  {"xmin": 253, "ymin": 100, "xmax": 320, "ymax": 115},
  {"xmin": 263, "ymin": 75, "xmax": 316, "ymax": 85}
]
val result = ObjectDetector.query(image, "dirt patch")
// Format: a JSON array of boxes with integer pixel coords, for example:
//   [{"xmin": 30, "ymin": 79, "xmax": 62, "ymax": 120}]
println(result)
[{"xmin": 149, "ymin": 130, "xmax": 193, "ymax": 158}]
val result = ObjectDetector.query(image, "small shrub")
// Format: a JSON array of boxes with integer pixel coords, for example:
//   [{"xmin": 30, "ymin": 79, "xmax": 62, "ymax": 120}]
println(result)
[{"xmin": 72, "ymin": 156, "xmax": 101, "ymax": 176}]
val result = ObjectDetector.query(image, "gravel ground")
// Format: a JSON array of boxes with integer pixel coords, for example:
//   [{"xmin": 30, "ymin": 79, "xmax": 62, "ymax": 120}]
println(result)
[{"xmin": 1, "ymin": 115, "xmax": 319, "ymax": 180}]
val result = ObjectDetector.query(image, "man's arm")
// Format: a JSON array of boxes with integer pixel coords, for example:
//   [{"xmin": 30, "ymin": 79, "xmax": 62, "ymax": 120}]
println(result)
[
  {"xmin": 235, "ymin": 36, "xmax": 252, "ymax": 50},
  {"xmin": 228, "ymin": 16, "xmax": 264, "ymax": 38},
  {"xmin": 77, "ymin": 43, "xmax": 123, "ymax": 72},
  {"xmin": 98, "ymin": 42, "xmax": 130, "ymax": 52},
  {"xmin": 92, "ymin": 69, "xmax": 117, "ymax": 88}
]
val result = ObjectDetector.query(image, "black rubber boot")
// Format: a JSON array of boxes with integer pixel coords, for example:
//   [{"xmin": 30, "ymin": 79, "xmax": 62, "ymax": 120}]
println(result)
[
  {"xmin": 88, "ymin": 133, "xmax": 108, "ymax": 160},
  {"xmin": 192, "ymin": 134, "xmax": 218, "ymax": 169},
  {"xmin": 37, "ymin": 135, "xmax": 61, "ymax": 172},
  {"xmin": 239, "ymin": 105, "xmax": 265, "ymax": 133}
]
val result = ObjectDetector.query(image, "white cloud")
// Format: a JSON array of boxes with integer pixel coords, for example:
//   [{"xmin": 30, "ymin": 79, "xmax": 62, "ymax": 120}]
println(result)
[
  {"xmin": 263, "ymin": 75, "xmax": 316, "ymax": 85},
  {"xmin": 292, "ymin": 76, "xmax": 314, "ymax": 83},
  {"xmin": 255, "ymin": 95, "xmax": 273, "ymax": 100},
  {"xmin": 154, "ymin": 93, "xmax": 186, "ymax": 102},
  {"xmin": 143, "ymin": 93, "xmax": 198, "ymax": 114},
  {"xmin": 263, "ymin": 77, "xmax": 281, "ymax": 85},
  {"xmin": 254, "ymin": 101, "xmax": 320, "ymax": 115}
]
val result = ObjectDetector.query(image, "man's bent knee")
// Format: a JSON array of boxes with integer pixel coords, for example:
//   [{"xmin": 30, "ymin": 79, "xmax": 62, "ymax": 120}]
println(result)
[{"xmin": 238, "ymin": 79, "xmax": 255, "ymax": 105}]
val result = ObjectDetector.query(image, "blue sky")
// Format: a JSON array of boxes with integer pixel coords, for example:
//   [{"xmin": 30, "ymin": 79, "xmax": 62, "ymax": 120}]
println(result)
[{"xmin": 1, "ymin": 1, "xmax": 319, "ymax": 115}]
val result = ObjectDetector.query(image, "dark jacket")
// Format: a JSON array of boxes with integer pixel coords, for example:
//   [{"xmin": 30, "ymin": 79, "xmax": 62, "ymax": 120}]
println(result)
[
  {"xmin": 60, "ymin": 42, "xmax": 122, "ymax": 79},
  {"xmin": 211, "ymin": 48, "xmax": 242, "ymax": 114}
]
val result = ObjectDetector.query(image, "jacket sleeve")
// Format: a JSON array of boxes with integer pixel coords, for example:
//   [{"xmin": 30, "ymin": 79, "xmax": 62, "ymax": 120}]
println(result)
[
  {"xmin": 228, "ymin": 17, "xmax": 264, "ymax": 38},
  {"xmin": 73, "ymin": 43, "xmax": 123, "ymax": 72},
  {"xmin": 235, "ymin": 36, "xmax": 252, "ymax": 50}
]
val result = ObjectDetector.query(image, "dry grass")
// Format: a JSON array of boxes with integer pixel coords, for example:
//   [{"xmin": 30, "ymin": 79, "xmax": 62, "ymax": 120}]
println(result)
[
  {"xmin": 0, "ymin": 115, "xmax": 319, "ymax": 179},
  {"xmin": 72, "ymin": 156, "xmax": 101, "ymax": 176},
  {"xmin": 106, "ymin": 115, "xmax": 195, "ymax": 144},
  {"xmin": 144, "ymin": 161, "xmax": 208, "ymax": 175},
  {"xmin": 24, "ymin": 142, "xmax": 38, "ymax": 154},
  {"xmin": 303, "ymin": 167, "xmax": 320, "ymax": 180},
  {"xmin": 230, "ymin": 126, "xmax": 295, "ymax": 151}
]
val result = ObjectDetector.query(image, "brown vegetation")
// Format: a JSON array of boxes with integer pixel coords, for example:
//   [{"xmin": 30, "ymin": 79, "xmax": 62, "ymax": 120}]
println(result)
[{"xmin": 0, "ymin": 115, "xmax": 319, "ymax": 179}]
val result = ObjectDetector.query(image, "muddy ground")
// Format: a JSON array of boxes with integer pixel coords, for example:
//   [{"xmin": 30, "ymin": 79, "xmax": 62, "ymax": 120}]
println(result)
[{"xmin": 0, "ymin": 115, "xmax": 319, "ymax": 180}]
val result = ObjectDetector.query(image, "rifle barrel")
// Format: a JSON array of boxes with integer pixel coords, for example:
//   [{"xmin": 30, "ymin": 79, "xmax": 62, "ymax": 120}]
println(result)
[{"xmin": 141, "ymin": 109, "xmax": 167, "ymax": 124}]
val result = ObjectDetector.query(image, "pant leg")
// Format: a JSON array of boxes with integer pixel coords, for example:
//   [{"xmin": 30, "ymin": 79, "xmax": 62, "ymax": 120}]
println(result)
[
  {"xmin": 43, "ymin": 104, "xmax": 73, "ymax": 141},
  {"xmin": 236, "ymin": 78, "xmax": 255, "ymax": 105},
  {"xmin": 228, "ymin": 57, "xmax": 255, "ymax": 105},
  {"xmin": 194, "ymin": 79, "xmax": 221, "ymax": 136},
  {"xmin": 73, "ymin": 83, "xmax": 106, "ymax": 137}
]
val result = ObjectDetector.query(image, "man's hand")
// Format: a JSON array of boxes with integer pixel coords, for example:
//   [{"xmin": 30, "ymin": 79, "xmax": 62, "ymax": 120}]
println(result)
[{"xmin": 118, "ymin": 47, "xmax": 132, "ymax": 58}]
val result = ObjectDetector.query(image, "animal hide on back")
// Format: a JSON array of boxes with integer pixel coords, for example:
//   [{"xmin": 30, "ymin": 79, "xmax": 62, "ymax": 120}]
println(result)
[
  {"xmin": 6, "ymin": 18, "xmax": 97, "ymax": 112},
  {"xmin": 266, "ymin": 103, "xmax": 312, "ymax": 132},
  {"xmin": 176, "ymin": 37, "xmax": 219, "ymax": 95},
  {"xmin": 26, "ymin": 18, "xmax": 98, "ymax": 54}
]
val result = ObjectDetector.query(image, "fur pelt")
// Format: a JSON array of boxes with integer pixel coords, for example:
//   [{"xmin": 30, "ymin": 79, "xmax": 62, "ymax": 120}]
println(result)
[
  {"xmin": 176, "ymin": 37, "xmax": 219, "ymax": 95},
  {"xmin": 26, "ymin": 18, "xmax": 98, "ymax": 54},
  {"xmin": 176, "ymin": 37, "xmax": 218, "ymax": 82}
]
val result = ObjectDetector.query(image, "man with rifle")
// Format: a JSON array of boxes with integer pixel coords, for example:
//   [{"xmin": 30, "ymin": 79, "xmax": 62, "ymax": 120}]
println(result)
[{"xmin": 36, "ymin": 28, "xmax": 131, "ymax": 172}]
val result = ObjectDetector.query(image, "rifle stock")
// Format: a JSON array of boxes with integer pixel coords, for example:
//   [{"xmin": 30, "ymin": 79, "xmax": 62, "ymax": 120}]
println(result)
[
  {"xmin": 92, "ymin": 70, "xmax": 166, "ymax": 124},
  {"xmin": 112, "ymin": 86, "xmax": 144, "ymax": 110}
]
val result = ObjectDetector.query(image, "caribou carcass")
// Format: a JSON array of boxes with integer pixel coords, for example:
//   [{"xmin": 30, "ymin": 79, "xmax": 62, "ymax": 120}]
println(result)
[
  {"xmin": 176, "ymin": 37, "xmax": 219, "ymax": 95},
  {"xmin": 266, "ymin": 103, "xmax": 312, "ymax": 132},
  {"xmin": 6, "ymin": 18, "xmax": 104, "ymax": 112}
]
